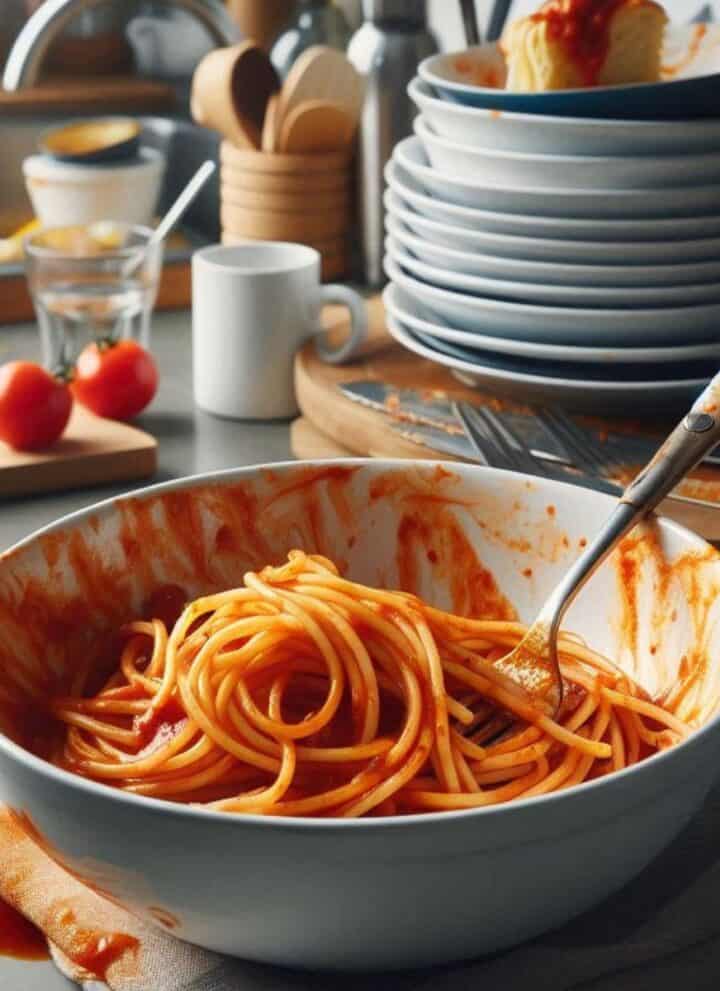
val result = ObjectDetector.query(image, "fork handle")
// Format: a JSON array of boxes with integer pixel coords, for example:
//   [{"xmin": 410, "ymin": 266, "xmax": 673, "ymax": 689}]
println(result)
[
  {"xmin": 621, "ymin": 376, "xmax": 720, "ymax": 513},
  {"xmin": 538, "ymin": 374, "xmax": 720, "ymax": 650}
]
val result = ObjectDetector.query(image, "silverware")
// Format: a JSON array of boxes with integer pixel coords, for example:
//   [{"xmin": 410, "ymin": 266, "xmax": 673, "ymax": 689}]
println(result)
[
  {"xmin": 486, "ymin": 372, "xmax": 720, "ymax": 716},
  {"xmin": 339, "ymin": 380, "xmax": 569, "ymax": 463},
  {"xmin": 454, "ymin": 402, "xmax": 622, "ymax": 497},
  {"xmin": 485, "ymin": 0, "xmax": 513, "ymax": 42},
  {"xmin": 459, "ymin": 0, "xmax": 482, "ymax": 46}
]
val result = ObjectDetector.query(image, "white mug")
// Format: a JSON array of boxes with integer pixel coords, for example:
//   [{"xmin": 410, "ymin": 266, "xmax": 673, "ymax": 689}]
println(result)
[{"xmin": 192, "ymin": 242, "xmax": 367, "ymax": 419}]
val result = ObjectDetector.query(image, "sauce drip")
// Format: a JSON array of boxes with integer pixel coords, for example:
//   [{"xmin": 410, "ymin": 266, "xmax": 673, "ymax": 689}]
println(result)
[
  {"xmin": 531, "ymin": 0, "xmax": 633, "ymax": 87},
  {"xmin": 49, "ymin": 902, "xmax": 139, "ymax": 981},
  {"xmin": 0, "ymin": 898, "xmax": 49, "ymax": 961}
]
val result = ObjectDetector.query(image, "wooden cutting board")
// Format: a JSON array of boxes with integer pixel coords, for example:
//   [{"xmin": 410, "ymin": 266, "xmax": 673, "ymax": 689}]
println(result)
[
  {"xmin": 294, "ymin": 300, "xmax": 720, "ymax": 541},
  {"xmin": 0, "ymin": 406, "xmax": 157, "ymax": 499}
]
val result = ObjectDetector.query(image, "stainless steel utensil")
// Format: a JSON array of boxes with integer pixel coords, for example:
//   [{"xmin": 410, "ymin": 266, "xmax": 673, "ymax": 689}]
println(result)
[
  {"xmin": 459, "ymin": 0, "xmax": 481, "ymax": 46},
  {"xmin": 485, "ymin": 0, "xmax": 513, "ymax": 42},
  {"xmin": 454, "ymin": 401, "xmax": 621, "ymax": 496},
  {"xmin": 471, "ymin": 373, "xmax": 720, "ymax": 716}
]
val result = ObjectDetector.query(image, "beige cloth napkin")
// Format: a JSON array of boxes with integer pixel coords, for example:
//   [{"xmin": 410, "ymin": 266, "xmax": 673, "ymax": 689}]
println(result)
[{"xmin": 2, "ymin": 784, "xmax": 720, "ymax": 991}]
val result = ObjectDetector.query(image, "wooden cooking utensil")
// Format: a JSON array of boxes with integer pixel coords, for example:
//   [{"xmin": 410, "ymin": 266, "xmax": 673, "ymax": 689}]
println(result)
[
  {"xmin": 191, "ymin": 41, "xmax": 279, "ymax": 149},
  {"xmin": 220, "ymin": 140, "xmax": 351, "ymax": 174},
  {"xmin": 262, "ymin": 93, "xmax": 281, "ymax": 153},
  {"xmin": 278, "ymin": 46, "xmax": 365, "ymax": 131},
  {"xmin": 278, "ymin": 100, "xmax": 356, "ymax": 154},
  {"xmin": 220, "ymin": 183, "xmax": 350, "ymax": 214}
]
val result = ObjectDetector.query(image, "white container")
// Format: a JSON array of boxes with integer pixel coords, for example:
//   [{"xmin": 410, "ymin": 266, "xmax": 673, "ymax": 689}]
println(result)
[
  {"xmin": 23, "ymin": 147, "xmax": 166, "ymax": 227},
  {"xmin": 1, "ymin": 460, "xmax": 719, "ymax": 968}
]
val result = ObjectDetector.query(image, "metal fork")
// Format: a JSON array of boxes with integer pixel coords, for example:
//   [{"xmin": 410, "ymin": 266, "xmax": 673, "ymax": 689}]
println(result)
[
  {"xmin": 454, "ymin": 402, "xmax": 621, "ymax": 495},
  {"xmin": 536, "ymin": 408, "xmax": 627, "ymax": 483},
  {"xmin": 454, "ymin": 374, "xmax": 720, "ymax": 716}
]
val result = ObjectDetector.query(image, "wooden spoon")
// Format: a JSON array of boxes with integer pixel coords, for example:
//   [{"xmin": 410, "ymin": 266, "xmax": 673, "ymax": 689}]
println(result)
[
  {"xmin": 262, "ymin": 92, "xmax": 282, "ymax": 153},
  {"xmin": 279, "ymin": 46, "xmax": 364, "ymax": 133},
  {"xmin": 279, "ymin": 100, "xmax": 356, "ymax": 154},
  {"xmin": 191, "ymin": 41, "xmax": 279, "ymax": 149}
]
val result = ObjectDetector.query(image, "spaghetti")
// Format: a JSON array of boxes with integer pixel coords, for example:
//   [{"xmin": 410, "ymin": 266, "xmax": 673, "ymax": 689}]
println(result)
[{"xmin": 51, "ymin": 551, "xmax": 690, "ymax": 817}]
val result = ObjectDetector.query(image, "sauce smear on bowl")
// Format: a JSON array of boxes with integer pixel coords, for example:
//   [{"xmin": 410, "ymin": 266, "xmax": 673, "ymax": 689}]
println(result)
[{"xmin": 0, "ymin": 898, "xmax": 49, "ymax": 961}]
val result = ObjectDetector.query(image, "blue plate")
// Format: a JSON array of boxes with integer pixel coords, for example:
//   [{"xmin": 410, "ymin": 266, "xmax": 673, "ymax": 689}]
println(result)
[{"xmin": 419, "ymin": 29, "xmax": 720, "ymax": 120}]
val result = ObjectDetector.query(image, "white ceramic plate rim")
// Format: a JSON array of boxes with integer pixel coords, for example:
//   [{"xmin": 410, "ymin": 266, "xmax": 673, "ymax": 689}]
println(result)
[
  {"xmin": 385, "ymin": 254, "xmax": 720, "ymax": 321},
  {"xmin": 396, "ymin": 136, "xmax": 720, "ymax": 201},
  {"xmin": 386, "ymin": 308, "xmax": 711, "ymax": 393},
  {"xmin": 414, "ymin": 114, "xmax": 720, "ymax": 169},
  {"xmin": 407, "ymin": 76, "xmax": 720, "ymax": 132},
  {"xmin": 382, "ymin": 283, "xmax": 720, "ymax": 365},
  {"xmin": 385, "ymin": 160, "xmax": 720, "ymax": 244},
  {"xmin": 386, "ymin": 236, "xmax": 720, "ymax": 308},
  {"xmin": 0, "ymin": 460, "xmax": 716, "ymax": 829},
  {"xmin": 384, "ymin": 213, "xmax": 720, "ymax": 284}
]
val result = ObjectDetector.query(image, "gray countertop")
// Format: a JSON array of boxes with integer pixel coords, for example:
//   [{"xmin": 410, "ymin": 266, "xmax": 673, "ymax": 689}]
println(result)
[{"xmin": 0, "ymin": 310, "xmax": 293, "ymax": 552}]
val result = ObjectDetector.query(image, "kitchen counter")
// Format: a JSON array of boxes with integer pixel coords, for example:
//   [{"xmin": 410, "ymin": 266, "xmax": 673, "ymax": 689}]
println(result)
[{"xmin": 0, "ymin": 309, "xmax": 293, "ymax": 552}]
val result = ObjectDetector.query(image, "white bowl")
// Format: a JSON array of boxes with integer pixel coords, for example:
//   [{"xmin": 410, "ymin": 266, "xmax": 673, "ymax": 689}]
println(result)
[
  {"xmin": 386, "ymin": 236, "xmax": 720, "ymax": 309},
  {"xmin": 408, "ymin": 77, "xmax": 720, "ymax": 157},
  {"xmin": 385, "ymin": 159, "xmax": 720, "ymax": 245},
  {"xmin": 384, "ymin": 282, "xmax": 720, "ymax": 366},
  {"xmin": 1, "ymin": 461, "xmax": 720, "ymax": 969},
  {"xmin": 395, "ymin": 136, "xmax": 720, "ymax": 220},
  {"xmin": 385, "ymin": 256, "xmax": 720, "ymax": 347},
  {"xmin": 386, "ymin": 215, "xmax": 720, "ymax": 288},
  {"xmin": 384, "ymin": 185, "xmax": 720, "ymax": 266},
  {"xmin": 23, "ymin": 147, "xmax": 165, "ymax": 227},
  {"xmin": 415, "ymin": 116, "xmax": 720, "ymax": 191}
]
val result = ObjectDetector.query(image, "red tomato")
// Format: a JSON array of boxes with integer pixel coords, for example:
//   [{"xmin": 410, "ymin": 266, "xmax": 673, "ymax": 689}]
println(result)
[
  {"xmin": 73, "ymin": 340, "xmax": 158, "ymax": 421},
  {"xmin": 0, "ymin": 361, "xmax": 73, "ymax": 451}
]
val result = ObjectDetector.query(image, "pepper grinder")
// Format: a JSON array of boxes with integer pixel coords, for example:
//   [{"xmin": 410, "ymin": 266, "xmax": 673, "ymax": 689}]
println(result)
[{"xmin": 347, "ymin": 0, "xmax": 437, "ymax": 287}]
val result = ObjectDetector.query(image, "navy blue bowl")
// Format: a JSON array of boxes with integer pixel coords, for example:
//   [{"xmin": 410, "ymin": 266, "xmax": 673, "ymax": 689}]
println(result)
[{"xmin": 419, "ymin": 41, "xmax": 720, "ymax": 121}]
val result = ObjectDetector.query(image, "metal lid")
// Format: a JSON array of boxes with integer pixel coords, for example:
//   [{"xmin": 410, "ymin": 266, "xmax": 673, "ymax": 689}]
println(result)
[{"xmin": 361, "ymin": 0, "xmax": 426, "ymax": 24}]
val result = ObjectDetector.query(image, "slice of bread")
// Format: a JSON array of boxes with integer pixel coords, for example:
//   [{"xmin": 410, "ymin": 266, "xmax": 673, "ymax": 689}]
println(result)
[{"xmin": 503, "ymin": 0, "xmax": 668, "ymax": 92}]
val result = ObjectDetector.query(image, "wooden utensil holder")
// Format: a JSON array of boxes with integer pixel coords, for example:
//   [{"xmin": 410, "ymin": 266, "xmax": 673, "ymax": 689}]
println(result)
[{"xmin": 220, "ymin": 141, "xmax": 354, "ymax": 282}]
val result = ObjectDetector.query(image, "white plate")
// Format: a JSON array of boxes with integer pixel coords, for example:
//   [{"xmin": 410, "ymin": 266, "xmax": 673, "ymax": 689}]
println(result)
[
  {"xmin": 387, "ymin": 236, "xmax": 720, "ymax": 309},
  {"xmin": 408, "ymin": 77, "xmax": 720, "ymax": 157},
  {"xmin": 415, "ymin": 116, "xmax": 720, "ymax": 192},
  {"xmin": 384, "ymin": 282, "xmax": 720, "ymax": 367},
  {"xmin": 395, "ymin": 137, "xmax": 720, "ymax": 220},
  {"xmin": 385, "ymin": 160, "xmax": 720, "ymax": 244},
  {"xmin": 385, "ymin": 311, "xmax": 710, "ymax": 415},
  {"xmin": 384, "ymin": 256, "xmax": 720, "ymax": 347},
  {"xmin": 385, "ymin": 188, "xmax": 720, "ymax": 267},
  {"xmin": 386, "ymin": 216, "xmax": 720, "ymax": 288}
]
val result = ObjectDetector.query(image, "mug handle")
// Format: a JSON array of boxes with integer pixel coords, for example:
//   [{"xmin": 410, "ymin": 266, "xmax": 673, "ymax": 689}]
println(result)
[{"xmin": 314, "ymin": 284, "xmax": 368, "ymax": 365}]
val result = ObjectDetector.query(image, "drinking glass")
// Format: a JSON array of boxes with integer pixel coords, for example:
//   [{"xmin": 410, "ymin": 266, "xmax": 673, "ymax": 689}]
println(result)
[{"xmin": 25, "ymin": 222, "xmax": 163, "ymax": 369}]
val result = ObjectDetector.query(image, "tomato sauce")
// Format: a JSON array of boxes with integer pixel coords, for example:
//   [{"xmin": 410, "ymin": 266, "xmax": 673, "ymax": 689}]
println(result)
[
  {"xmin": 0, "ymin": 899, "xmax": 48, "ymax": 961},
  {"xmin": 531, "ymin": 0, "xmax": 633, "ymax": 86}
]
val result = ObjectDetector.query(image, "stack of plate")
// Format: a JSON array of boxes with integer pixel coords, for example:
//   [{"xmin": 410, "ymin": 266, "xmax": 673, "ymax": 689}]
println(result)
[{"xmin": 383, "ymin": 54, "xmax": 720, "ymax": 413}]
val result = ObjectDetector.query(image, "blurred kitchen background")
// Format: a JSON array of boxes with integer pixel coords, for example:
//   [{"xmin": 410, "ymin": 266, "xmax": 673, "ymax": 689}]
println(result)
[{"xmin": 0, "ymin": 0, "xmax": 706, "ymax": 322}]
